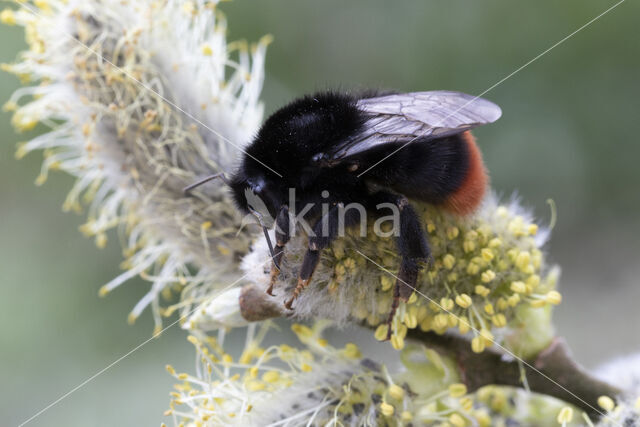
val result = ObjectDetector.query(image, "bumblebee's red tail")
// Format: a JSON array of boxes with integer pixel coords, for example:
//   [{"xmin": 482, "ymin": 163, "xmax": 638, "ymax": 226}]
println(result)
[{"xmin": 443, "ymin": 131, "xmax": 488, "ymax": 216}]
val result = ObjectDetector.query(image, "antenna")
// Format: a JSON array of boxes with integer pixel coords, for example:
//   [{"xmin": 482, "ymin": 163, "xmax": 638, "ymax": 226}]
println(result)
[
  {"xmin": 183, "ymin": 172, "xmax": 230, "ymax": 194},
  {"xmin": 183, "ymin": 172, "xmax": 280, "ymax": 270}
]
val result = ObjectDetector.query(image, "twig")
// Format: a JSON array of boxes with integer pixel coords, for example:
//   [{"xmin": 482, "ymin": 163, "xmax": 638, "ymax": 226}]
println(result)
[
  {"xmin": 237, "ymin": 284, "xmax": 623, "ymax": 419},
  {"xmin": 406, "ymin": 330, "xmax": 622, "ymax": 420}
]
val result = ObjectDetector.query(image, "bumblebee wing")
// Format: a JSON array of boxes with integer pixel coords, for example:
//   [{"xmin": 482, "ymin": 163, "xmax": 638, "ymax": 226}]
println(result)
[{"xmin": 327, "ymin": 91, "xmax": 501, "ymax": 162}]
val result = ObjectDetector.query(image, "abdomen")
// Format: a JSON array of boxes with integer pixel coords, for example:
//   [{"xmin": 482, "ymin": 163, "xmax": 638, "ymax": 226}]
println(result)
[{"xmin": 366, "ymin": 131, "xmax": 487, "ymax": 216}]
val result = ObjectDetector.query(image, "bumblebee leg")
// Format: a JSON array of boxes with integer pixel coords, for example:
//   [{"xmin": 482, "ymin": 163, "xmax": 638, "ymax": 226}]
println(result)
[
  {"xmin": 371, "ymin": 192, "xmax": 430, "ymax": 340},
  {"xmin": 284, "ymin": 202, "xmax": 360, "ymax": 310},
  {"xmin": 284, "ymin": 249, "xmax": 319, "ymax": 310},
  {"xmin": 385, "ymin": 258, "xmax": 421, "ymax": 339},
  {"xmin": 267, "ymin": 205, "xmax": 290, "ymax": 296}
]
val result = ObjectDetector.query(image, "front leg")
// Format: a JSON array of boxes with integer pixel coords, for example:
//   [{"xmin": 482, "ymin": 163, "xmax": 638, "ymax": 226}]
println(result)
[
  {"xmin": 284, "ymin": 202, "xmax": 360, "ymax": 310},
  {"xmin": 371, "ymin": 191, "xmax": 430, "ymax": 339},
  {"xmin": 267, "ymin": 205, "xmax": 290, "ymax": 296}
]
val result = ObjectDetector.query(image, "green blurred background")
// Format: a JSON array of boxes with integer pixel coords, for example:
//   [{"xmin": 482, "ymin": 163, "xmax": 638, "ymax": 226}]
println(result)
[{"xmin": 1, "ymin": 0, "xmax": 639, "ymax": 425}]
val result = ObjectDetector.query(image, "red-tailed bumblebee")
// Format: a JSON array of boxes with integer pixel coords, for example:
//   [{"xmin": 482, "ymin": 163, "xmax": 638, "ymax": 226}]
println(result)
[{"xmin": 186, "ymin": 90, "xmax": 501, "ymax": 337}]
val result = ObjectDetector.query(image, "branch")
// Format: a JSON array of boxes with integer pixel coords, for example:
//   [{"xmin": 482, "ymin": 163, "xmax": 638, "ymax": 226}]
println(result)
[
  {"xmin": 237, "ymin": 284, "xmax": 622, "ymax": 419},
  {"xmin": 406, "ymin": 330, "xmax": 622, "ymax": 420}
]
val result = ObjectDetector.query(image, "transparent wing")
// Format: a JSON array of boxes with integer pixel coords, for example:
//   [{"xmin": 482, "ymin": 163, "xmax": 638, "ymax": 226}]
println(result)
[{"xmin": 327, "ymin": 91, "xmax": 502, "ymax": 162}]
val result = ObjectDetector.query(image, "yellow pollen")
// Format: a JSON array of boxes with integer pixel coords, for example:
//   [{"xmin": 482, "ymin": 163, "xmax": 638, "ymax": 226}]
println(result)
[
  {"xmin": 446, "ymin": 227, "xmax": 459, "ymax": 239},
  {"xmin": 262, "ymin": 371, "xmax": 280, "ymax": 383},
  {"xmin": 433, "ymin": 313, "xmax": 448, "ymax": 330},
  {"xmin": 249, "ymin": 367, "xmax": 258, "ymax": 379},
  {"xmin": 201, "ymin": 44, "xmax": 213, "ymax": 56},
  {"xmin": 466, "ymin": 230, "xmax": 478, "ymax": 240},
  {"xmin": 483, "ymin": 303, "xmax": 494, "ymax": 315},
  {"xmin": 443, "ymin": 254, "xmax": 456, "ymax": 269},
  {"xmin": 466, "ymin": 261, "xmax": 480, "ymax": 275},
  {"xmin": 440, "ymin": 298, "xmax": 454, "ymax": 311},
  {"xmin": 448, "ymin": 313, "xmax": 458, "ymax": 327},
  {"xmin": 1, "ymin": 9, "xmax": 16, "ymax": 26},
  {"xmin": 343, "ymin": 258, "xmax": 356, "ymax": 269},
  {"xmin": 474, "ymin": 409, "xmax": 491, "ymax": 427},
  {"xmin": 460, "ymin": 397, "xmax": 474, "ymax": 411},
  {"xmin": 449, "ymin": 383, "xmax": 467, "ymax": 398},
  {"xmin": 291, "ymin": 324, "xmax": 313, "ymax": 338},
  {"xmin": 480, "ymin": 329, "xmax": 494, "ymax": 344},
  {"xmin": 449, "ymin": 413, "xmax": 466, "ymax": 427},
  {"xmin": 515, "ymin": 251, "xmax": 531, "ymax": 271},
  {"xmin": 458, "ymin": 317, "xmax": 470, "ymax": 334},
  {"xmin": 34, "ymin": 174, "xmax": 47, "ymax": 186},
  {"xmin": 374, "ymin": 324, "xmax": 389, "ymax": 341},
  {"xmin": 301, "ymin": 363, "xmax": 312, "ymax": 372},
  {"xmin": 127, "ymin": 312, "xmax": 137, "ymax": 325},
  {"xmin": 403, "ymin": 310, "xmax": 418, "ymax": 328},
  {"xmin": 343, "ymin": 343, "xmax": 361, "ymax": 359},
  {"xmin": 96, "ymin": 233, "xmax": 107, "ymax": 249},
  {"xmin": 481, "ymin": 270, "xmax": 496, "ymax": 283},
  {"xmin": 488, "ymin": 238, "xmax": 502, "ymax": 248},
  {"xmin": 508, "ymin": 294, "xmax": 521, "ymax": 306},
  {"xmin": 475, "ymin": 284, "xmax": 491, "ymax": 296},
  {"xmin": 527, "ymin": 274, "xmax": 541, "ymax": 289},
  {"xmin": 380, "ymin": 402, "xmax": 394, "ymax": 417},
  {"xmin": 510, "ymin": 281, "xmax": 527, "ymax": 293},
  {"xmin": 390, "ymin": 334, "xmax": 405, "ymax": 350},
  {"xmin": 380, "ymin": 275, "xmax": 393, "ymax": 291},
  {"xmin": 556, "ymin": 406, "xmax": 573, "ymax": 423},
  {"xmin": 463, "ymin": 240, "xmax": 476, "ymax": 253},
  {"xmin": 491, "ymin": 313, "xmax": 506, "ymax": 327},
  {"xmin": 246, "ymin": 380, "xmax": 265, "ymax": 391},
  {"xmin": 597, "ymin": 395, "xmax": 615, "ymax": 412},
  {"xmin": 455, "ymin": 294, "xmax": 472, "ymax": 308},
  {"xmin": 389, "ymin": 384, "xmax": 404, "ymax": 400},
  {"xmin": 481, "ymin": 248, "xmax": 494, "ymax": 262},
  {"xmin": 15, "ymin": 142, "xmax": 28, "ymax": 159},
  {"xmin": 546, "ymin": 290, "xmax": 562, "ymax": 305}
]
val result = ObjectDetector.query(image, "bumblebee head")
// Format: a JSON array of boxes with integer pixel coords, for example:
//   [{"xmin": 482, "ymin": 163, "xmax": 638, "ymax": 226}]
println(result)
[
  {"xmin": 228, "ymin": 168, "xmax": 282, "ymax": 268},
  {"xmin": 230, "ymin": 167, "xmax": 282, "ymax": 221}
]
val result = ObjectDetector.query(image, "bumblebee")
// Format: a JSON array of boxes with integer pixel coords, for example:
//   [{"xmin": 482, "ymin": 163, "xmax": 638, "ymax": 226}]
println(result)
[{"xmin": 188, "ymin": 90, "xmax": 501, "ymax": 336}]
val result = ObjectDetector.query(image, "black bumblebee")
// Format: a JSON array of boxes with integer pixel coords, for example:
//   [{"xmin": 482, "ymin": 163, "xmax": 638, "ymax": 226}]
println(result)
[{"xmin": 187, "ymin": 90, "xmax": 501, "ymax": 336}]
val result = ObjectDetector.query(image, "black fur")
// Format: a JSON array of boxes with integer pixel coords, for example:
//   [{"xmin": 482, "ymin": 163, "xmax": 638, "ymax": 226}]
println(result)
[
  {"xmin": 231, "ymin": 91, "xmax": 470, "ymax": 216},
  {"xmin": 357, "ymin": 134, "xmax": 469, "ymax": 205},
  {"xmin": 228, "ymin": 90, "xmax": 474, "ymax": 325},
  {"xmin": 231, "ymin": 91, "xmax": 367, "ymax": 218}
]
